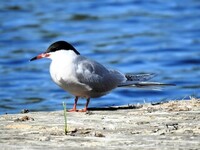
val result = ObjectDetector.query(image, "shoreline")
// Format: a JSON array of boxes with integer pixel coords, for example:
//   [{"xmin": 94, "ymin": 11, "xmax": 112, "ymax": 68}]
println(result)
[{"xmin": 0, "ymin": 98, "xmax": 200, "ymax": 149}]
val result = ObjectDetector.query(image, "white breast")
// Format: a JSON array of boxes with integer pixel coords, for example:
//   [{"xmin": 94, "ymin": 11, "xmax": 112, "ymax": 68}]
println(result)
[{"xmin": 49, "ymin": 50, "xmax": 92, "ymax": 97}]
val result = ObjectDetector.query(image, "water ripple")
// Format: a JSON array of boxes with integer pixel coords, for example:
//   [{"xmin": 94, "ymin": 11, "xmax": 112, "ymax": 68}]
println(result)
[{"xmin": 0, "ymin": 0, "xmax": 199, "ymax": 114}]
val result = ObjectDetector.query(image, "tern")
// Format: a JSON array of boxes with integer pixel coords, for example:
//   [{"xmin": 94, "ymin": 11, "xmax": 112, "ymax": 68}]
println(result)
[{"xmin": 30, "ymin": 41, "xmax": 174, "ymax": 112}]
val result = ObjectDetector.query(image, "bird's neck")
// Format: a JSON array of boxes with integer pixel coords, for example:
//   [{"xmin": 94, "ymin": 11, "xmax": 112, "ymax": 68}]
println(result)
[
  {"xmin": 49, "ymin": 50, "xmax": 78, "ymax": 82},
  {"xmin": 50, "ymin": 50, "xmax": 78, "ymax": 63}
]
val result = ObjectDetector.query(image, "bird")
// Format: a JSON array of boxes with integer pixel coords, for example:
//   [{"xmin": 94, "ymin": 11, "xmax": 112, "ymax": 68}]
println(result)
[{"xmin": 30, "ymin": 41, "xmax": 175, "ymax": 112}]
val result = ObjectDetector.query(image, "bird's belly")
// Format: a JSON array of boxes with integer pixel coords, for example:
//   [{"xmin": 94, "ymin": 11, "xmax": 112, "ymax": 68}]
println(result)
[
  {"xmin": 50, "ymin": 62, "xmax": 90, "ymax": 97},
  {"xmin": 61, "ymin": 82, "xmax": 91, "ymax": 97},
  {"xmin": 50, "ymin": 63, "xmax": 112, "ymax": 98},
  {"xmin": 52, "ymin": 76, "xmax": 109, "ymax": 98},
  {"xmin": 52, "ymin": 76, "xmax": 91, "ymax": 97}
]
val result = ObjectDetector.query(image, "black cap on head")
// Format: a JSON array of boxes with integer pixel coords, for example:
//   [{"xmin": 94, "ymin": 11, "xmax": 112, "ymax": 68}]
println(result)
[{"xmin": 46, "ymin": 41, "xmax": 80, "ymax": 55}]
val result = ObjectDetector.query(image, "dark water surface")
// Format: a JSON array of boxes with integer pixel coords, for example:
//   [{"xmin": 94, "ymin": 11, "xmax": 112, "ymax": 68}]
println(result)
[{"xmin": 0, "ymin": 0, "xmax": 200, "ymax": 114}]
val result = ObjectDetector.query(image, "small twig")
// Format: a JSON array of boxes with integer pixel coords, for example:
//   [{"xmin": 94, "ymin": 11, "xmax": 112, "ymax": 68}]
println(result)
[{"xmin": 63, "ymin": 102, "xmax": 68, "ymax": 135}]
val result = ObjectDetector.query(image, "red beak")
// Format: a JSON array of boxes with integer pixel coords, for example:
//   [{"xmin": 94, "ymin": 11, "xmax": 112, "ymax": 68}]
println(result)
[{"xmin": 30, "ymin": 53, "xmax": 50, "ymax": 61}]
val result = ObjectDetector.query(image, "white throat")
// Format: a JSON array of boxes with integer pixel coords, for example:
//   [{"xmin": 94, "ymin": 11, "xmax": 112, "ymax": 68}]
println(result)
[
  {"xmin": 49, "ymin": 50, "xmax": 78, "ymax": 86},
  {"xmin": 48, "ymin": 49, "xmax": 78, "ymax": 62}
]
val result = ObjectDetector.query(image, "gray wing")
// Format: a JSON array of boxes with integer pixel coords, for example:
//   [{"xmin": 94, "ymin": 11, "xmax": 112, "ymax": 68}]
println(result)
[{"xmin": 74, "ymin": 56, "xmax": 125, "ymax": 93}]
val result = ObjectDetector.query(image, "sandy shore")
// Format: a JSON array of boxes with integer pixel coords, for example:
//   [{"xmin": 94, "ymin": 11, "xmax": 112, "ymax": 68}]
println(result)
[{"xmin": 0, "ymin": 98, "xmax": 200, "ymax": 150}]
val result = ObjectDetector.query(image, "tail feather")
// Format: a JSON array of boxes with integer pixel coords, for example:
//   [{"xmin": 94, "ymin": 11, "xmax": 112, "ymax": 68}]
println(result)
[
  {"xmin": 118, "ymin": 81, "xmax": 175, "ymax": 88},
  {"xmin": 134, "ymin": 82, "xmax": 176, "ymax": 87},
  {"xmin": 118, "ymin": 73, "xmax": 175, "ymax": 88},
  {"xmin": 125, "ymin": 73, "xmax": 156, "ymax": 82}
]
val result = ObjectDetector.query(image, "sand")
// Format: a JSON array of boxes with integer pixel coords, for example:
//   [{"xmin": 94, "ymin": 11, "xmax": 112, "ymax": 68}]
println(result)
[{"xmin": 0, "ymin": 98, "xmax": 200, "ymax": 150}]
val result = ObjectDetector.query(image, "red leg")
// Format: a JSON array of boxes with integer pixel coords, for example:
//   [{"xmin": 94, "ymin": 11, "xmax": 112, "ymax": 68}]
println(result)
[
  {"xmin": 68, "ymin": 96, "xmax": 79, "ymax": 112},
  {"xmin": 78, "ymin": 98, "xmax": 90, "ymax": 112}
]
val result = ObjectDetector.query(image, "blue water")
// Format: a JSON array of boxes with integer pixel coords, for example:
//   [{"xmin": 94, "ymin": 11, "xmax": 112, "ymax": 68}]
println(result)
[{"xmin": 0, "ymin": 0, "xmax": 200, "ymax": 114}]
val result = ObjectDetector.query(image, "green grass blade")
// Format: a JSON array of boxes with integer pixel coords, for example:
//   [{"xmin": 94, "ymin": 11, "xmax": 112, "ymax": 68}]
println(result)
[{"xmin": 63, "ymin": 102, "xmax": 68, "ymax": 135}]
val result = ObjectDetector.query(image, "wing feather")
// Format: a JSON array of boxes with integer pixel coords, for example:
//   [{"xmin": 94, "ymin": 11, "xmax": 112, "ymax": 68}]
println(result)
[{"xmin": 75, "ymin": 56, "xmax": 125, "ymax": 93}]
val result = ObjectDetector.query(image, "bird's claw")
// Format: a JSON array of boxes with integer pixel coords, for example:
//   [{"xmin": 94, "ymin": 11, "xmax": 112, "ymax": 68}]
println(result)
[
  {"xmin": 77, "ymin": 108, "xmax": 87, "ymax": 112},
  {"xmin": 68, "ymin": 109, "xmax": 78, "ymax": 112},
  {"xmin": 67, "ymin": 108, "xmax": 87, "ymax": 112}
]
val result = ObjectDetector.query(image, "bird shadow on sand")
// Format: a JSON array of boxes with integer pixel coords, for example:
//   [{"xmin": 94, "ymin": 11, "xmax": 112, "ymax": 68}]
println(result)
[{"xmin": 87, "ymin": 104, "xmax": 143, "ymax": 111}]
